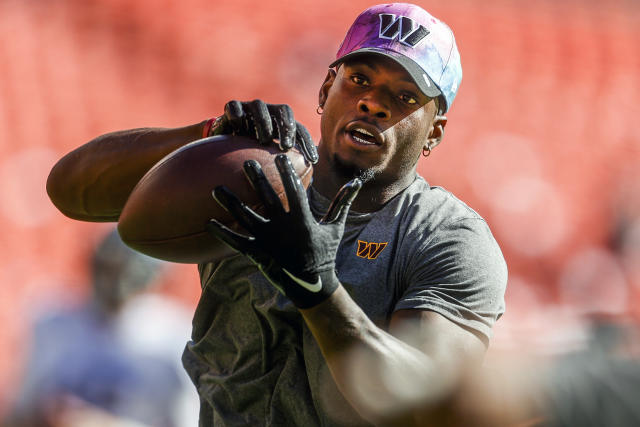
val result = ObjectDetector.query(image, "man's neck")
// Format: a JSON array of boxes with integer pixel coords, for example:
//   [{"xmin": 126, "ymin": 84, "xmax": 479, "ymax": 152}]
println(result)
[{"xmin": 312, "ymin": 161, "xmax": 417, "ymax": 213}]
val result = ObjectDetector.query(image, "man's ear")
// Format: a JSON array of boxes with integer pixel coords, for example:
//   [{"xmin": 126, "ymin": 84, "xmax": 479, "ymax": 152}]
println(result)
[
  {"xmin": 426, "ymin": 115, "xmax": 447, "ymax": 151},
  {"xmin": 318, "ymin": 68, "xmax": 337, "ymax": 107}
]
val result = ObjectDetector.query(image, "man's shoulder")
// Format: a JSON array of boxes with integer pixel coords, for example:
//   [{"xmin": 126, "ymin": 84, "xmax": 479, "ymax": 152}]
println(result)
[{"xmin": 398, "ymin": 176, "xmax": 486, "ymax": 227}]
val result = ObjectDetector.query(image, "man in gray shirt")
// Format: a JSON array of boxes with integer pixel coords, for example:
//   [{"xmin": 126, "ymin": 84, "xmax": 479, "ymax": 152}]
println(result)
[{"xmin": 47, "ymin": 3, "xmax": 507, "ymax": 425}]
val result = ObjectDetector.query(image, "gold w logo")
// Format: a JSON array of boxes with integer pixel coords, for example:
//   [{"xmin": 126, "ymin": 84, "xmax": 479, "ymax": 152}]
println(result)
[{"xmin": 357, "ymin": 240, "xmax": 388, "ymax": 260}]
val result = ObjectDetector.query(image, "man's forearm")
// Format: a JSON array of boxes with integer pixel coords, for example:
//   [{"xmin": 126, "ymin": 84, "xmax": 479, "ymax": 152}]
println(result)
[
  {"xmin": 300, "ymin": 286, "xmax": 444, "ymax": 425},
  {"xmin": 47, "ymin": 121, "xmax": 207, "ymax": 221}
]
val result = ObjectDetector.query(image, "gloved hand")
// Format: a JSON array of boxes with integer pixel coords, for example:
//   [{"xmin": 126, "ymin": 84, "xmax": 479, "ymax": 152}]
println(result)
[
  {"xmin": 205, "ymin": 100, "xmax": 318, "ymax": 165},
  {"xmin": 206, "ymin": 155, "xmax": 361, "ymax": 309}
]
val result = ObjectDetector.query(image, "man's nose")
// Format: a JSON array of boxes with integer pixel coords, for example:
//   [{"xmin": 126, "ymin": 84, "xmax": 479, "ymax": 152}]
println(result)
[{"xmin": 357, "ymin": 95, "xmax": 390, "ymax": 120}]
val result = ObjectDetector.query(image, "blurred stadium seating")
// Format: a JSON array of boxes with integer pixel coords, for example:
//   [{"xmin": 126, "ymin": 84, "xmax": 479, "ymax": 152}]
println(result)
[{"xmin": 0, "ymin": 0, "xmax": 638, "ymax": 418}]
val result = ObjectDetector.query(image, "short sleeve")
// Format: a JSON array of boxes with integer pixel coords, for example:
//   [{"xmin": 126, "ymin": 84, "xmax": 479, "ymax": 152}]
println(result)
[{"xmin": 394, "ymin": 218, "xmax": 507, "ymax": 342}]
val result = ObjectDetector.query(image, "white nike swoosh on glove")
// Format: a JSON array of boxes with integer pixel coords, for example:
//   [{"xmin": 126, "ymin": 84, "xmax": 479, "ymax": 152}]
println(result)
[{"xmin": 282, "ymin": 268, "xmax": 322, "ymax": 293}]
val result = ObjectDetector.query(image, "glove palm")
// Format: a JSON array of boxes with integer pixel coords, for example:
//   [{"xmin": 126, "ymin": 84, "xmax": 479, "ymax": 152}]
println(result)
[{"xmin": 207, "ymin": 155, "xmax": 361, "ymax": 308}]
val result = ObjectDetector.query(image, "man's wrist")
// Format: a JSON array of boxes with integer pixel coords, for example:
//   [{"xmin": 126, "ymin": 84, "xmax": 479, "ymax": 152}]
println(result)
[
  {"xmin": 281, "ymin": 268, "xmax": 341, "ymax": 310},
  {"xmin": 202, "ymin": 116, "xmax": 226, "ymax": 138},
  {"xmin": 202, "ymin": 117, "xmax": 216, "ymax": 138}
]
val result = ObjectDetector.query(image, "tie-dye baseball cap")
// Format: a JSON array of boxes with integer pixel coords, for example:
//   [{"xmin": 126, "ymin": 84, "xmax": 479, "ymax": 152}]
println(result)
[{"xmin": 330, "ymin": 3, "xmax": 462, "ymax": 113}]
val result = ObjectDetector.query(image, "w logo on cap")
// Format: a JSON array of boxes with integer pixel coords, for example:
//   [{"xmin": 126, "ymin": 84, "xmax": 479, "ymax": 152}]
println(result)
[{"xmin": 378, "ymin": 13, "xmax": 429, "ymax": 47}]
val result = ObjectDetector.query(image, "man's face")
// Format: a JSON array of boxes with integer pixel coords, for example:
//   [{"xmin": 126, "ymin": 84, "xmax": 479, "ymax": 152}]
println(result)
[{"xmin": 318, "ymin": 54, "xmax": 441, "ymax": 186}]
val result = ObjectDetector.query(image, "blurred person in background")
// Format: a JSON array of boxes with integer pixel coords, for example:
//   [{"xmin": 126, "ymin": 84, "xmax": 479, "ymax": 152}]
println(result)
[
  {"xmin": 5, "ymin": 229, "xmax": 197, "ymax": 427},
  {"xmin": 46, "ymin": 3, "xmax": 508, "ymax": 426}
]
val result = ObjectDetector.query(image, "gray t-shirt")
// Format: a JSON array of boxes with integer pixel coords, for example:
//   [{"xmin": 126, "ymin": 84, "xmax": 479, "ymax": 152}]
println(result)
[{"xmin": 182, "ymin": 176, "xmax": 507, "ymax": 426}]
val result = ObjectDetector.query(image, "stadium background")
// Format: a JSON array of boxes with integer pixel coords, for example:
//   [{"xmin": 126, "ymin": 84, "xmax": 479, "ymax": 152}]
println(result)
[{"xmin": 0, "ymin": 0, "xmax": 639, "ymax": 419}]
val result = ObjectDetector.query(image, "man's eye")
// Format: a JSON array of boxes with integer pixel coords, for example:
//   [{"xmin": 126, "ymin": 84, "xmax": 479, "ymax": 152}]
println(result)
[
  {"xmin": 400, "ymin": 94, "xmax": 418, "ymax": 105},
  {"xmin": 351, "ymin": 75, "xmax": 368, "ymax": 85}
]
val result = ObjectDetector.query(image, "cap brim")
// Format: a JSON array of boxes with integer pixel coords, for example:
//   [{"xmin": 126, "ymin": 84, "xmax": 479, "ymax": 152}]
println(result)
[{"xmin": 329, "ymin": 48, "xmax": 442, "ymax": 100}]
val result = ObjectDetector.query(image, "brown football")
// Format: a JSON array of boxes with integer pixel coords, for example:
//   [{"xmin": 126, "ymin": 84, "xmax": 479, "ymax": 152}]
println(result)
[{"xmin": 118, "ymin": 135, "xmax": 313, "ymax": 264}]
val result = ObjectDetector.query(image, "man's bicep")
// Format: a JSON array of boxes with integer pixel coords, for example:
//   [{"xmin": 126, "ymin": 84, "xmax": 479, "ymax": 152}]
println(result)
[
  {"xmin": 47, "ymin": 123, "xmax": 205, "ymax": 222},
  {"xmin": 389, "ymin": 309, "xmax": 487, "ymax": 366}
]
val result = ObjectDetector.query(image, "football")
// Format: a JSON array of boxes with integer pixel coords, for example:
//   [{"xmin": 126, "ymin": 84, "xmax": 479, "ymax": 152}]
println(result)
[{"xmin": 118, "ymin": 135, "xmax": 313, "ymax": 264}]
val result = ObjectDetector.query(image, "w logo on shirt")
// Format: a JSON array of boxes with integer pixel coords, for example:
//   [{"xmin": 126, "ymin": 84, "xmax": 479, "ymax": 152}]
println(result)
[
  {"xmin": 378, "ymin": 13, "xmax": 430, "ymax": 47},
  {"xmin": 357, "ymin": 240, "xmax": 388, "ymax": 260}
]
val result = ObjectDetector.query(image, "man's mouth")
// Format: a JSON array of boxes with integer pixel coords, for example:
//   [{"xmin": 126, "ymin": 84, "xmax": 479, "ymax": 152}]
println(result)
[{"xmin": 347, "ymin": 126, "xmax": 380, "ymax": 146}]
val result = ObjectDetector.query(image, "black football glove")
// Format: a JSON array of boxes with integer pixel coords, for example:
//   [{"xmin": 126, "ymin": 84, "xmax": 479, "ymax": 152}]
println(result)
[
  {"xmin": 206, "ymin": 154, "xmax": 361, "ymax": 309},
  {"xmin": 209, "ymin": 99, "xmax": 318, "ymax": 165}
]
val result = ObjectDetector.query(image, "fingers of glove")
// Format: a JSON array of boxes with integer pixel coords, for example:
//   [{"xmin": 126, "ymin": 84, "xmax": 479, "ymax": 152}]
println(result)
[
  {"xmin": 242, "ymin": 160, "xmax": 284, "ymax": 216},
  {"xmin": 212, "ymin": 186, "xmax": 267, "ymax": 234},
  {"xmin": 205, "ymin": 219, "xmax": 254, "ymax": 255},
  {"xmin": 246, "ymin": 100, "xmax": 274, "ymax": 145},
  {"xmin": 321, "ymin": 178, "xmax": 362, "ymax": 224},
  {"xmin": 267, "ymin": 104, "xmax": 296, "ymax": 151},
  {"xmin": 275, "ymin": 154, "xmax": 308, "ymax": 215},
  {"xmin": 223, "ymin": 100, "xmax": 246, "ymax": 135},
  {"xmin": 295, "ymin": 122, "xmax": 319, "ymax": 164}
]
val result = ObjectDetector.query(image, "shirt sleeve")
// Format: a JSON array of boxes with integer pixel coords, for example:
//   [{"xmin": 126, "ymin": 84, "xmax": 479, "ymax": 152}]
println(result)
[{"xmin": 394, "ymin": 217, "xmax": 508, "ymax": 342}]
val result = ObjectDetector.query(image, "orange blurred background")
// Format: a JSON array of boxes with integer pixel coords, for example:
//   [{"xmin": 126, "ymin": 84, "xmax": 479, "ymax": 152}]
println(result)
[{"xmin": 1, "ymin": 0, "xmax": 639, "ymax": 419}]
